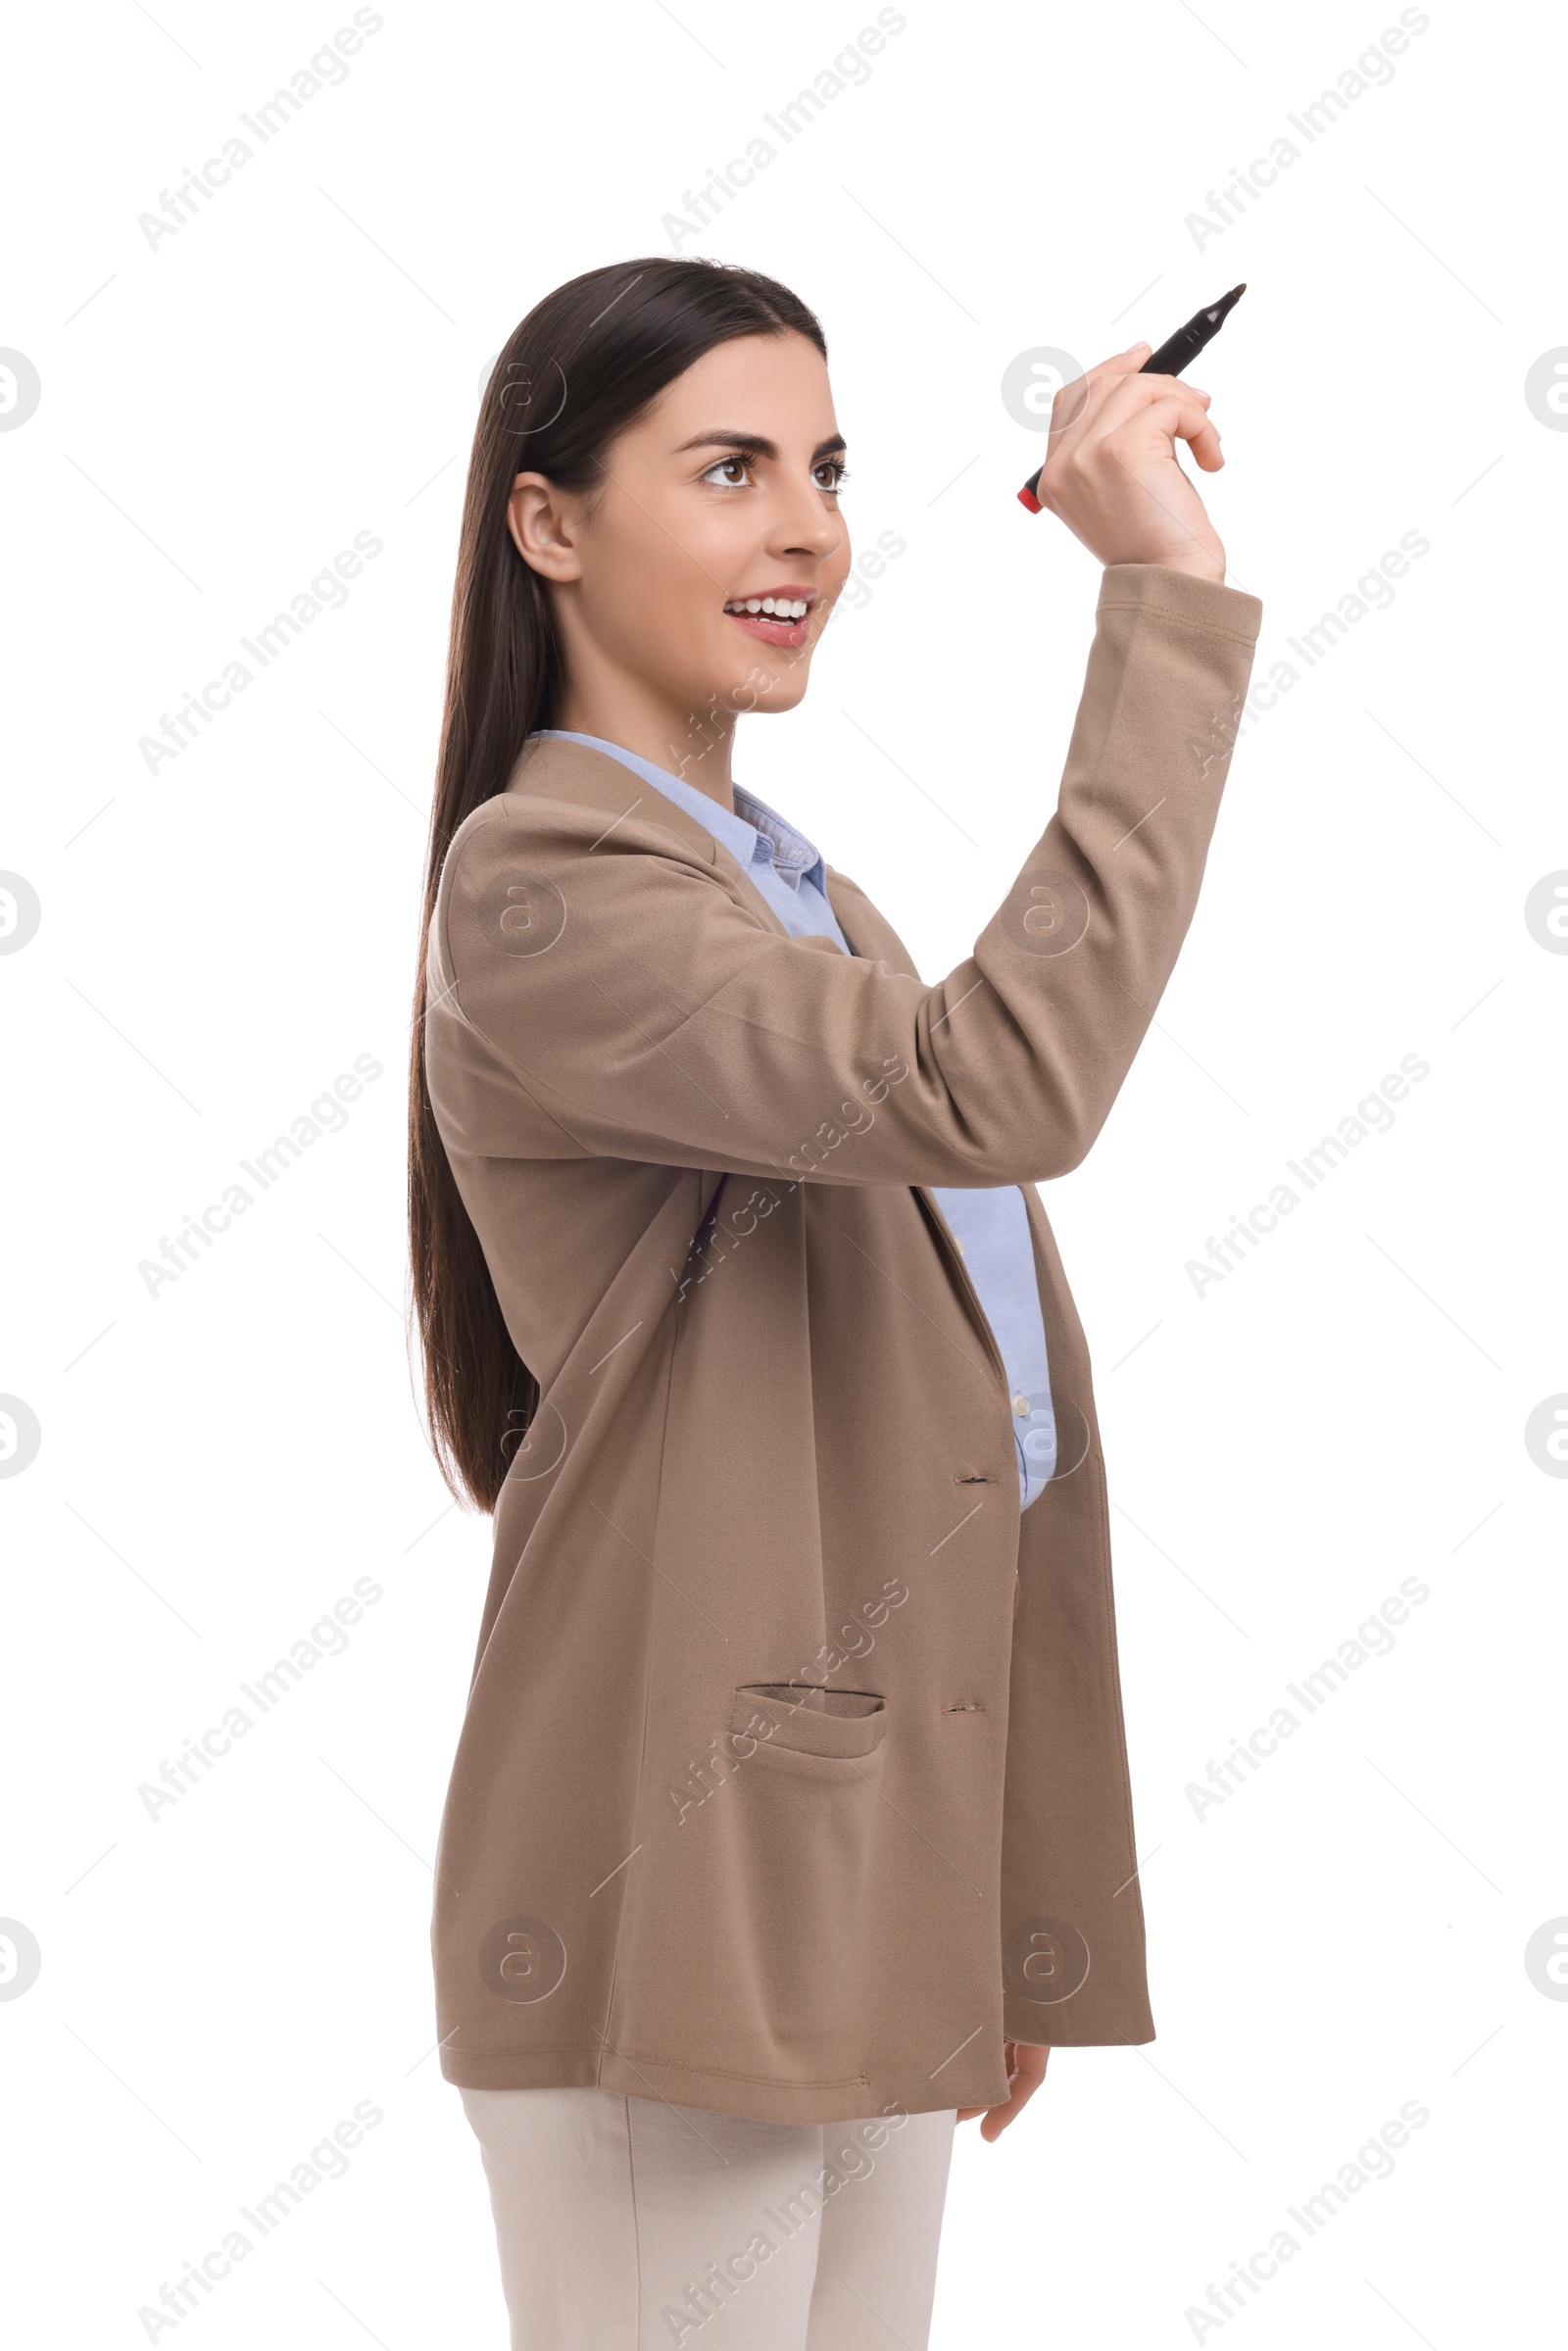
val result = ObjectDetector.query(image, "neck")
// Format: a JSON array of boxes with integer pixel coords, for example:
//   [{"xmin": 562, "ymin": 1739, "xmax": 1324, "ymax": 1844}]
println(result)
[
  {"xmin": 551, "ymin": 684, "xmax": 737, "ymax": 811},
  {"xmin": 546, "ymin": 580, "xmax": 742, "ymax": 808}
]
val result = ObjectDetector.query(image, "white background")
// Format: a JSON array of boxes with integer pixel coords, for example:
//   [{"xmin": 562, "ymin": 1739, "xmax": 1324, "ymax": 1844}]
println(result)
[{"xmin": 3, "ymin": 0, "xmax": 1564, "ymax": 2342}]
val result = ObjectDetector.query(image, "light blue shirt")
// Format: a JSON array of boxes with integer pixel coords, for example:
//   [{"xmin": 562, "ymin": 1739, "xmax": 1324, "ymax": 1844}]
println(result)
[{"xmin": 532, "ymin": 730, "xmax": 1056, "ymax": 1507}]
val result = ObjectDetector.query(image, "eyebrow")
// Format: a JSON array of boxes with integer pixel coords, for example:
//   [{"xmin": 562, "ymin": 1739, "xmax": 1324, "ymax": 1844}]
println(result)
[{"xmin": 672, "ymin": 429, "xmax": 848, "ymax": 462}]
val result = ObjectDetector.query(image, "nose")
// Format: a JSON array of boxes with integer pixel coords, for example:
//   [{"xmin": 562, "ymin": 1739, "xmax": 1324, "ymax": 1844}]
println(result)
[{"xmin": 769, "ymin": 467, "xmax": 847, "ymax": 563}]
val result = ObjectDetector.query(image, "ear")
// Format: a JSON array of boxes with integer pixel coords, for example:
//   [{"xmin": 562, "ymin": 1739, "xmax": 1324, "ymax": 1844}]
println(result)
[{"xmin": 508, "ymin": 472, "xmax": 583, "ymax": 584}]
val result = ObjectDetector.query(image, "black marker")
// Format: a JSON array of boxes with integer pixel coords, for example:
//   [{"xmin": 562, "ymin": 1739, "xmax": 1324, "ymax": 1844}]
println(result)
[{"xmin": 1017, "ymin": 283, "xmax": 1246, "ymax": 513}]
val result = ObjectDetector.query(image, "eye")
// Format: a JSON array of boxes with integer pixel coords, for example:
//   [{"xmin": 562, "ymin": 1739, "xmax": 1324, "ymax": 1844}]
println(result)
[
  {"xmin": 814, "ymin": 459, "xmax": 850, "ymax": 493},
  {"xmin": 701, "ymin": 454, "xmax": 754, "ymax": 488}
]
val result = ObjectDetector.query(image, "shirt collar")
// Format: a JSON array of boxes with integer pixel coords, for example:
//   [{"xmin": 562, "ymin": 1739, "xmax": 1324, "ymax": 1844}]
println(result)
[
  {"xmin": 529, "ymin": 732, "xmax": 827, "ymax": 897},
  {"xmin": 730, "ymin": 783, "xmax": 827, "ymax": 896}
]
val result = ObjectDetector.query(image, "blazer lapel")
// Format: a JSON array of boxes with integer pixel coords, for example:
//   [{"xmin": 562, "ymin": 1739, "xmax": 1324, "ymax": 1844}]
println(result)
[
  {"xmin": 507, "ymin": 741, "xmax": 916, "ymax": 973},
  {"xmin": 507, "ymin": 736, "xmax": 723, "ymax": 868},
  {"xmin": 505, "ymin": 736, "xmax": 823, "ymax": 944}
]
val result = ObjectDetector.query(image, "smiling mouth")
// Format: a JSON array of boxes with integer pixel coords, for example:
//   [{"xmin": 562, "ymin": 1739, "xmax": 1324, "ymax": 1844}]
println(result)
[{"xmin": 722, "ymin": 591, "xmax": 815, "ymax": 647}]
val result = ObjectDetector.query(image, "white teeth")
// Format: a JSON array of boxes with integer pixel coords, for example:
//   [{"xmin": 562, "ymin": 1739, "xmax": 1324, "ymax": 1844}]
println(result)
[{"xmin": 725, "ymin": 597, "xmax": 808, "ymax": 619}]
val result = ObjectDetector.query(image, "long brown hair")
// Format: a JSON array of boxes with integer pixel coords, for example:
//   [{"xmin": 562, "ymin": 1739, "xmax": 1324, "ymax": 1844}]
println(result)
[{"xmin": 408, "ymin": 257, "xmax": 828, "ymax": 1512}]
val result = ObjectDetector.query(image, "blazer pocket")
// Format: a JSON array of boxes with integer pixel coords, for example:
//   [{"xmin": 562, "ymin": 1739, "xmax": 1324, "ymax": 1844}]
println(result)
[
  {"xmin": 729, "ymin": 1683, "xmax": 887, "ymax": 1770},
  {"xmin": 722, "ymin": 1686, "xmax": 886, "ymax": 2052}
]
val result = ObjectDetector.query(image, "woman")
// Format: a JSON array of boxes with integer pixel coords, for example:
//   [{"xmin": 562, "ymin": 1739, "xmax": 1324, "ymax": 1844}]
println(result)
[{"xmin": 410, "ymin": 257, "xmax": 1259, "ymax": 2348}]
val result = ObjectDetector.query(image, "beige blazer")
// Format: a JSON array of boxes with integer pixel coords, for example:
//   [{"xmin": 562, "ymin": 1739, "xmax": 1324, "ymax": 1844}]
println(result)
[{"xmin": 423, "ymin": 562, "xmax": 1262, "ymax": 2125}]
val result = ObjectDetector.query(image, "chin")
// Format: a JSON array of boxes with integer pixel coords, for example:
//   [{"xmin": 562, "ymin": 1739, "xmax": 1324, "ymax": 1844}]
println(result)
[{"xmin": 745, "ymin": 683, "xmax": 808, "ymax": 720}]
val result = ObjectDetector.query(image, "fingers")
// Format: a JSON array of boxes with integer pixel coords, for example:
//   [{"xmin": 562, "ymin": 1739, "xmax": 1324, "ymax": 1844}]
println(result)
[
  {"xmin": 1152, "ymin": 381, "xmax": 1224, "ymax": 469},
  {"xmin": 1081, "ymin": 339, "xmax": 1153, "ymax": 386},
  {"xmin": 1051, "ymin": 362, "xmax": 1214, "ymax": 462},
  {"xmin": 1138, "ymin": 381, "xmax": 1223, "ymax": 469},
  {"xmin": 1039, "ymin": 393, "xmax": 1218, "ymax": 520},
  {"xmin": 1082, "ymin": 374, "xmax": 1222, "ymax": 469},
  {"xmin": 1047, "ymin": 340, "xmax": 1152, "ymax": 437},
  {"xmin": 1101, "ymin": 338, "xmax": 1152, "ymax": 375},
  {"xmin": 1092, "ymin": 369, "xmax": 1211, "ymax": 429},
  {"xmin": 1030, "ymin": 352, "xmax": 1229, "ymax": 569},
  {"xmin": 969, "ymin": 2042, "xmax": 1052, "ymax": 2141}
]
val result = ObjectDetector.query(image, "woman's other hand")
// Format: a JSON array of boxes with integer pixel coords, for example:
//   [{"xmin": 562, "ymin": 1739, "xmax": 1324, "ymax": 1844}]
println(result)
[{"xmin": 956, "ymin": 2040, "xmax": 1051, "ymax": 2141}]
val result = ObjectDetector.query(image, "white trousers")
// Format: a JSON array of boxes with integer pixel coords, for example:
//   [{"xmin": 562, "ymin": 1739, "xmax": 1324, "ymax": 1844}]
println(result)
[{"xmin": 461, "ymin": 2084, "xmax": 956, "ymax": 2350}]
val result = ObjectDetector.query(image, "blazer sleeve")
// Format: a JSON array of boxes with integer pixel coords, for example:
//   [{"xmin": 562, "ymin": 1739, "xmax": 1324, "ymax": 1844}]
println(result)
[{"xmin": 433, "ymin": 563, "xmax": 1263, "ymax": 1190}]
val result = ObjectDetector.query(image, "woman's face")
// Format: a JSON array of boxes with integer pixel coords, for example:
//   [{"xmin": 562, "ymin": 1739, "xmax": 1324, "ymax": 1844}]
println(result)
[{"xmin": 510, "ymin": 330, "xmax": 853, "ymax": 765}]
